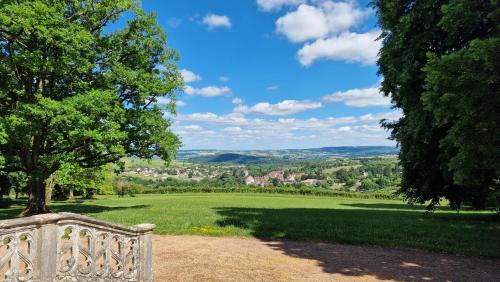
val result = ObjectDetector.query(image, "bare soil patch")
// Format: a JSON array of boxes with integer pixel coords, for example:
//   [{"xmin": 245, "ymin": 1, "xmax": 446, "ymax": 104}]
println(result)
[{"xmin": 152, "ymin": 235, "xmax": 500, "ymax": 282}]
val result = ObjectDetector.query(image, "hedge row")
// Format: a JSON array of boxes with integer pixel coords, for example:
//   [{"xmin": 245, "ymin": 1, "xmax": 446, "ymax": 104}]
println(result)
[{"xmin": 142, "ymin": 186, "xmax": 400, "ymax": 200}]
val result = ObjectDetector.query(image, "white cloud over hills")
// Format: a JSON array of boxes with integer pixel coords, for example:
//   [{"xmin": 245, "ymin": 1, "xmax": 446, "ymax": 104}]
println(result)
[
  {"xmin": 174, "ymin": 110, "xmax": 401, "ymax": 149},
  {"xmin": 234, "ymin": 100, "xmax": 322, "ymax": 116}
]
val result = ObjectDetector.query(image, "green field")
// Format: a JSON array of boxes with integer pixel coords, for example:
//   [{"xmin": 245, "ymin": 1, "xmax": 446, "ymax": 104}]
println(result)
[{"xmin": 1, "ymin": 193, "xmax": 499, "ymax": 258}]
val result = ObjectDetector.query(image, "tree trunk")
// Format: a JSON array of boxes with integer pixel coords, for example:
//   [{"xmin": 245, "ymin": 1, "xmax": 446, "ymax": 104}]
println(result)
[
  {"xmin": 45, "ymin": 172, "xmax": 56, "ymax": 205},
  {"xmin": 20, "ymin": 177, "xmax": 51, "ymax": 216},
  {"xmin": 68, "ymin": 188, "xmax": 74, "ymax": 200}
]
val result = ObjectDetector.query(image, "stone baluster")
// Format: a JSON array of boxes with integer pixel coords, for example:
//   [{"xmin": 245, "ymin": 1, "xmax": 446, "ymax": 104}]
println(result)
[{"xmin": 0, "ymin": 213, "xmax": 155, "ymax": 282}]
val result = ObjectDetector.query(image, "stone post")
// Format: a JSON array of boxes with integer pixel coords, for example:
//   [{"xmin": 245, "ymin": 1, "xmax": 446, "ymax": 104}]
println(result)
[
  {"xmin": 37, "ymin": 223, "xmax": 59, "ymax": 281},
  {"xmin": 133, "ymin": 224, "xmax": 156, "ymax": 282}
]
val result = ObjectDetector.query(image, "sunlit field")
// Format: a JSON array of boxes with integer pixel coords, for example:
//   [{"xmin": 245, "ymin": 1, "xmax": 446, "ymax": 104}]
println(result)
[{"xmin": 1, "ymin": 193, "xmax": 498, "ymax": 258}]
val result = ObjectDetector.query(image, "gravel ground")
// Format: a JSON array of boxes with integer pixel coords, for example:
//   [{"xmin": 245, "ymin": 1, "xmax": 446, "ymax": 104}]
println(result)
[{"xmin": 152, "ymin": 235, "xmax": 500, "ymax": 282}]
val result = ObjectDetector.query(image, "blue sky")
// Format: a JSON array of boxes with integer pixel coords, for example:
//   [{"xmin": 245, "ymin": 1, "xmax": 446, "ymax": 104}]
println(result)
[{"xmin": 141, "ymin": 0, "xmax": 399, "ymax": 150}]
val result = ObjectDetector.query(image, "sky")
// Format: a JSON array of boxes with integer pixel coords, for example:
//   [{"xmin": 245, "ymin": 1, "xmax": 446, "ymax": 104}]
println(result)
[{"xmin": 140, "ymin": 0, "xmax": 400, "ymax": 150}]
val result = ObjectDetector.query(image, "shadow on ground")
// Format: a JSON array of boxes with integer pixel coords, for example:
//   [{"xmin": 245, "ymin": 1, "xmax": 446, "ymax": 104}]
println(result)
[
  {"xmin": 215, "ymin": 206, "xmax": 500, "ymax": 281},
  {"xmin": 0, "ymin": 201, "xmax": 149, "ymax": 220}
]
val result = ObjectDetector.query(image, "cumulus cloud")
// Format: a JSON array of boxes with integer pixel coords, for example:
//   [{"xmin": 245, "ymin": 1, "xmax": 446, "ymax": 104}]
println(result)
[
  {"xmin": 234, "ymin": 100, "xmax": 322, "ymax": 116},
  {"xmin": 174, "ymin": 111, "xmax": 399, "ymax": 149},
  {"xmin": 219, "ymin": 76, "xmax": 230, "ymax": 82},
  {"xmin": 184, "ymin": 85, "xmax": 231, "ymax": 97},
  {"xmin": 267, "ymin": 85, "xmax": 280, "ymax": 91},
  {"xmin": 175, "ymin": 125, "xmax": 215, "ymax": 137},
  {"xmin": 271, "ymin": 1, "xmax": 379, "ymax": 66},
  {"xmin": 176, "ymin": 100, "xmax": 188, "ymax": 107},
  {"xmin": 298, "ymin": 30, "xmax": 381, "ymax": 66},
  {"xmin": 177, "ymin": 110, "xmax": 400, "ymax": 128},
  {"xmin": 222, "ymin": 126, "xmax": 243, "ymax": 133},
  {"xmin": 202, "ymin": 13, "xmax": 232, "ymax": 29},
  {"xmin": 276, "ymin": 2, "xmax": 369, "ymax": 43},
  {"xmin": 257, "ymin": 0, "xmax": 305, "ymax": 11},
  {"xmin": 178, "ymin": 112, "xmax": 249, "ymax": 125},
  {"xmin": 180, "ymin": 69, "xmax": 202, "ymax": 83},
  {"xmin": 322, "ymin": 85, "xmax": 391, "ymax": 107},
  {"xmin": 232, "ymin": 98, "xmax": 244, "ymax": 105},
  {"xmin": 276, "ymin": 4, "xmax": 329, "ymax": 42}
]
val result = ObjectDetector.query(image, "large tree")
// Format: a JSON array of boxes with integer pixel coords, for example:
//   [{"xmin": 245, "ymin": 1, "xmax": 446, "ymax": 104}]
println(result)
[
  {"xmin": 0, "ymin": 0, "xmax": 182, "ymax": 215},
  {"xmin": 373, "ymin": 0, "xmax": 499, "ymax": 209}
]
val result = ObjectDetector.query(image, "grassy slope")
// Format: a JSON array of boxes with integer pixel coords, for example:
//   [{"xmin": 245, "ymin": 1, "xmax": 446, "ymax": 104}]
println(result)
[{"xmin": 1, "ymin": 193, "xmax": 498, "ymax": 257}]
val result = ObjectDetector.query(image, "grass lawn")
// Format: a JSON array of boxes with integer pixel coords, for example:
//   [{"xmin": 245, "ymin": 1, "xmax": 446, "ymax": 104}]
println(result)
[{"xmin": 1, "ymin": 193, "xmax": 499, "ymax": 258}]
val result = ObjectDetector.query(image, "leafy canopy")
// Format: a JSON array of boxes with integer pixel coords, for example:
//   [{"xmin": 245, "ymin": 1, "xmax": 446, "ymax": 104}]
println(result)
[
  {"xmin": 373, "ymin": 0, "xmax": 499, "ymax": 209},
  {"xmin": 0, "ymin": 0, "xmax": 182, "ymax": 214}
]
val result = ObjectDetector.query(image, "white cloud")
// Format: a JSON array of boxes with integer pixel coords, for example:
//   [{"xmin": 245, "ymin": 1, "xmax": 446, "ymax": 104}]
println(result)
[
  {"xmin": 257, "ymin": 0, "xmax": 305, "ymax": 11},
  {"xmin": 176, "ymin": 100, "xmax": 188, "ymax": 107},
  {"xmin": 156, "ymin": 96, "xmax": 172, "ymax": 105},
  {"xmin": 180, "ymin": 69, "xmax": 202, "ymax": 83},
  {"xmin": 202, "ymin": 14, "xmax": 232, "ymax": 29},
  {"xmin": 175, "ymin": 125, "xmax": 216, "ymax": 137},
  {"xmin": 276, "ymin": 2, "xmax": 369, "ymax": 43},
  {"xmin": 174, "ymin": 111, "xmax": 399, "ymax": 149},
  {"xmin": 222, "ymin": 126, "xmax": 243, "ymax": 133},
  {"xmin": 178, "ymin": 112, "xmax": 249, "ymax": 125},
  {"xmin": 234, "ymin": 100, "xmax": 322, "ymax": 116},
  {"xmin": 183, "ymin": 125, "xmax": 204, "ymax": 131},
  {"xmin": 184, "ymin": 85, "xmax": 231, "ymax": 97},
  {"xmin": 298, "ymin": 30, "xmax": 382, "ymax": 66},
  {"xmin": 232, "ymin": 98, "xmax": 244, "ymax": 105},
  {"xmin": 219, "ymin": 76, "xmax": 230, "ymax": 82},
  {"xmin": 322, "ymin": 86, "xmax": 391, "ymax": 107},
  {"xmin": 272, "ymin": 1, "xmax": 378, "ymax": 66},
  {"xmin": 267, "ymin": 85, "xmax": 280, "ymax": 91},
  {"xmin": 276, "ymin": 4, "xmax": 329, "ymax": 42}
]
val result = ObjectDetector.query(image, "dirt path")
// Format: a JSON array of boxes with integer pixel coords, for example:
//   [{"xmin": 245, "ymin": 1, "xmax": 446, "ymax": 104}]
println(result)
[{"xmin": 152, "ymin": 235, "xmax": 500, "ymax": 282}]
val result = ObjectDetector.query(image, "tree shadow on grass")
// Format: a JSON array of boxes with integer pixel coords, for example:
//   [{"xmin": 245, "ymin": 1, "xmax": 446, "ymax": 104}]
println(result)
[
  {"xmin": 215, "ymin": 206, "xmax": 500, "ymax": 281},
  {"xmin": 0, "ymin": 200, "xmax": 150, "ymax": 220},
  {"xmin": 341, "ymin": 203, "xmax": 500, "ymax": 221},
  {"xmin": 340, "ymin": 203, "xmax": 430, "ymax": 211}
]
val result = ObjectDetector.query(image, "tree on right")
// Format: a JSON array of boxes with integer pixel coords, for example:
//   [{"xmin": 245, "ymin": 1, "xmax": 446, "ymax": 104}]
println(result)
[{"xmin": 373, "ymin": 0, "xmax": 499, "ymax": 209}]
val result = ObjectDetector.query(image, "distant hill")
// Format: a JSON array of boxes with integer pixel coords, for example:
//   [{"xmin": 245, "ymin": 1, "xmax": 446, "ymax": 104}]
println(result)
[
  {"xmin": 179, "ymin": 146, "xmax": 398, "ymax": 164},
  {"xmin": 190, "ymin": 153, "xmax": 271, "ymax": 164},
  {"xmin": 315, "ymin": 146, "xmax": 399, "ymax": 156}
]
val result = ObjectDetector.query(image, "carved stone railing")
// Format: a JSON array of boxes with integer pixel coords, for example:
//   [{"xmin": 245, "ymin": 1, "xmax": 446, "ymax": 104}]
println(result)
[{"xmin": 0, "ymin": 213, "xmax": 155, "ymax": 282}]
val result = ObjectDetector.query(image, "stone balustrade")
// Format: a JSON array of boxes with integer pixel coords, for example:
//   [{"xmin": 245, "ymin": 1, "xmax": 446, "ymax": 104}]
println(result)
[{"xmin": 0, "ymin": 213, "xmax": 155, "ymax": 282}]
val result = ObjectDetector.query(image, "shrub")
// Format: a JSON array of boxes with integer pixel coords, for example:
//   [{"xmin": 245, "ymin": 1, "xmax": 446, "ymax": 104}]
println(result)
[
  {"xmin": 144, "ymin": 185, "xmax": 400, "ymax": 200},
  {"xmin": 114, "ymin": 181, "xmax": 145, "ymax": 197}
]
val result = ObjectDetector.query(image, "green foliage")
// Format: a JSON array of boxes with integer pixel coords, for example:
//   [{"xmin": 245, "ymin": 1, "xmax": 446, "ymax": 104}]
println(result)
[
  {"xmin": 373, "ymin": 0, "xmax": 499, "ymax": 209},
  {"xmin": 360, "ymin": 179, "xmax": 379, "ymax": 191},
  {"xmin": 0, "ymin": 0, "xmax": 181, "ymax": 214},
  {"xmin": 145, "ymin": 184, "xmax": 399, "ymax": 201},
  {"xmin": 114, "ymin": 180, "xmax": 145, "ymax": 197},
  {"xmin": 55, "ymin": 162, "xmax": 103, "ymax": 198},
  {"xmin": 98, "ymin": 166, "xmax": 116, "ymax": 195}
]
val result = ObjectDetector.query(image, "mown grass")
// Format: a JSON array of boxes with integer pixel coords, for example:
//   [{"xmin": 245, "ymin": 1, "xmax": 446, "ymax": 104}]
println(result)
[{"xmin": 1, "ymin": 193, "xmax": 498, "ymax": 258}]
